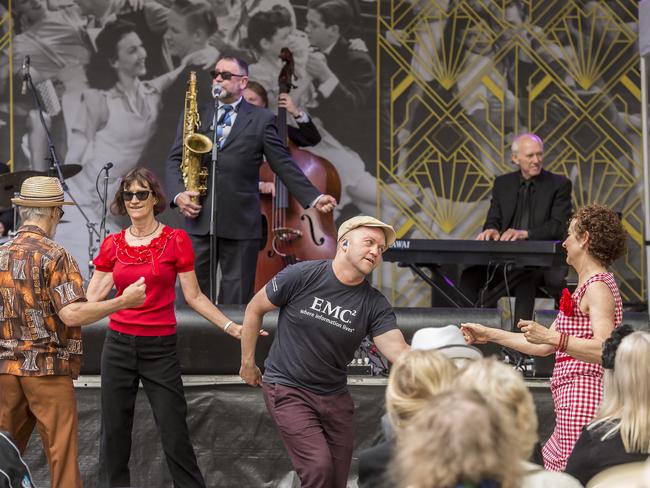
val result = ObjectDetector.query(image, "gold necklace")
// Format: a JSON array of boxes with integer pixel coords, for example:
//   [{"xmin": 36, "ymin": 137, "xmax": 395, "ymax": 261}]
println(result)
[{"xmin": 129, "ymin": 221, "xmax": 160, "ymax": 239}]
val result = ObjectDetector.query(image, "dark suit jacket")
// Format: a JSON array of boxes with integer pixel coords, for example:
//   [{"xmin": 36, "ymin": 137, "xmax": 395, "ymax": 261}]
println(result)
[
  {"xmin": 165, "ymin": 99, "xmax": 321, "ymax": 238},
  {"xmin": 312, "ymin": 36, "xmax": 375, "ymax": 152},
  {"xmin": 483, "ymin": 169, "xmax": 572, "ymax": 240},
  {"xmin": 288, "ymin": 118, "xmax": 321, "ymax": 147}
]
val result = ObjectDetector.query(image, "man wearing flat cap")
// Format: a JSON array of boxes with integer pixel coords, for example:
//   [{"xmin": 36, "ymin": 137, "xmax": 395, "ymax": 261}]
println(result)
[
  {"xmin": 0, "ymin": 177, "xmax": 146, "ymax": 487},
  {"xmin": 240, "ymin": 215, "xmax": 409, "ymax": 488}
]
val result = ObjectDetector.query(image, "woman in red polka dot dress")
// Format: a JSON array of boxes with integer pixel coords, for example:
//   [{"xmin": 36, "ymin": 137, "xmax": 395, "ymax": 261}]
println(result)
[{"xmin": 461, "ymin": 204, "xmax": 626, "ymax": 470}]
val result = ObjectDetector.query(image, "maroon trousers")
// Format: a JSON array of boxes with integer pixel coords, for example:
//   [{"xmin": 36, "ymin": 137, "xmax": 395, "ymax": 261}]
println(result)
[{"xmin": 263, "ymin": 382, "xmax": 354, "ymax": 488}]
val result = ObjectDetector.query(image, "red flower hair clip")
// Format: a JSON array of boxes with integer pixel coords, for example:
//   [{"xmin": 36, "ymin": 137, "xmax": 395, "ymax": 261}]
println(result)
[{"xmin": 559, "ymin": 288, "xmax": 574, "ymax": 317}]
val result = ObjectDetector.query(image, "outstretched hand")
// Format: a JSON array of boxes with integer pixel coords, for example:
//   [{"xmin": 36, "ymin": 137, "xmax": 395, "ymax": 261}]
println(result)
[
  {"xmin": 460, "ymin": 323, "xmax": 491, "ymax": 344},
  {"xmin": 517, "ymin": 320, "xmax": 552, "ymax": 345}
]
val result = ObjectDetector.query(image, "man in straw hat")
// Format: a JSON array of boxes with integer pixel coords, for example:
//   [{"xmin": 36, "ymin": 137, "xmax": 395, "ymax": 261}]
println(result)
[
  {"xmin": 240, "ymin": 215, "xmax": 409, "ymax": 487},
  {"xmin": 0, "ymin": 176, "xmax": 146, "ymax": 487}
]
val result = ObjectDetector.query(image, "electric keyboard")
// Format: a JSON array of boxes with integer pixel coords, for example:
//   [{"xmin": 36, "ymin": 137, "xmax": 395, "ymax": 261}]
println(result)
[{"xmin": 383, "ymin": 239, "xmax": 565, "ymax": 267}]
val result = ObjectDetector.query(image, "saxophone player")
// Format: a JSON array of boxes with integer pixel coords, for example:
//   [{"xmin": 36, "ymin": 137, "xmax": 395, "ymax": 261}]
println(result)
[{"xmin": 165, "ymin": 56, "xmax": 337, "ymax": 304}]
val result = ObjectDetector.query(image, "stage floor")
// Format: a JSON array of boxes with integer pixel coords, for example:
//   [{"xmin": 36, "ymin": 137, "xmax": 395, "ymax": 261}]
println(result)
[{"xmin": 22, "ymin": 376, "xmax": 555, "ymax": 487}]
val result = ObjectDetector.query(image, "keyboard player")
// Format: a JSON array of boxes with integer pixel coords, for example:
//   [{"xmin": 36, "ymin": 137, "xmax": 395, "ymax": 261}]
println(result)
[{"xmin": 459, "ymin": 133, "xmax": 572, "ymax": 329}]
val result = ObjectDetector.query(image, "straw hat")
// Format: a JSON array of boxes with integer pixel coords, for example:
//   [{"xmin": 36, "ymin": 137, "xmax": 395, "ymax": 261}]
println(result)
[
  {"xmin": 11, "ymin": 176, "xmax": 74, "ymax": 207},
  {"xmin": 337, "ymin": 215, "xmax": 396, "ymax": 246},
  {"xmin": 411, "ymin": 325, "xmax": 483, "ymax": 361}
]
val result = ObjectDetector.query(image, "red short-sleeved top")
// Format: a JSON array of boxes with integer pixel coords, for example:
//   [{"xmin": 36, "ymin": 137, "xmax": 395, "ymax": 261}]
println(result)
[{"xmin": 93, "ymin": 225, "xmax": 194, "ymax": 336}]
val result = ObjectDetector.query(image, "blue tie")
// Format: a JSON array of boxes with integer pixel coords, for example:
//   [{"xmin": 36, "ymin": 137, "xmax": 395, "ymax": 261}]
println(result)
[{"xmin": 216, "ymin": 105, "xmax": 234, "ymax": 148}]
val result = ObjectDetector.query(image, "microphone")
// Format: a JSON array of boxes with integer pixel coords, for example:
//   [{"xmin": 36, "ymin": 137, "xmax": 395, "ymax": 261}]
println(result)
[
  {"xmin": 103, "ymin": 162, "xmax": 114, "ymax": 171},
  {"xmin": 21, "ymin": 56, "xmax": 30, "ymax": 95},
  {"xmin": 212, "ymin": 84, "xmax": 222, "ymax": 99}
]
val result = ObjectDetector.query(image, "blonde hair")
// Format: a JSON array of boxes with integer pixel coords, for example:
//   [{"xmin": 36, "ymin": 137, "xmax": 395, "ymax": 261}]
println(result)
[
  {"xmin": 390, "ymin": 389, "xmax": 522, "ymax": 488},
  {"xmin": 385, "ymin": 349, "xmax": 457, "ymax": 432},
  {"xmin": 591, "ymin": 331, "xmax": 650, "ymax": 453},
  {"xmin": 455, "ymin": 357, "xmax": 538, "ymax": 458}
]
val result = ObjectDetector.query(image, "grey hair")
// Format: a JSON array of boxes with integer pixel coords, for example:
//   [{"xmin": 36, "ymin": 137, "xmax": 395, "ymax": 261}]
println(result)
[
  {"xmin": 511, "ymin": 133, "xmax": 544, "ymax": 154},
  {"xmin": 18, "ymin": 206, "xmax": 54, "ymax": 221}
]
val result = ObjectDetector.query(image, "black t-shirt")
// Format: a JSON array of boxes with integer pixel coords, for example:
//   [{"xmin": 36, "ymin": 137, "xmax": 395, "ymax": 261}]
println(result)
[
  {"xmin": 565, "ymin": 423, "xmax": 649, "ymax": 485},
  {"xmin": 263, "ymin": 260, "xmax": 398, "ymax": 394}
]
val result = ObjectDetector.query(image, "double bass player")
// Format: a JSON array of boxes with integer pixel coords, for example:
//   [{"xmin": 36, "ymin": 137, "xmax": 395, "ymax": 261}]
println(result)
[{"xmin": 165, "ymin": 55, "xmax": 337, "ymax": 304}]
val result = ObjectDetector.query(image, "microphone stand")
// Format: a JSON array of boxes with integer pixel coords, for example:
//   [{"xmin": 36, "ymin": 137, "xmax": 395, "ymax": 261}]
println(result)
[
  {"xmin": 23, "ymin": 65, "xmax": 100, "ymax": 276},
  {"xmin": 99, "ymin": 164, "xmax": 112, "ymax": 242},
  {"xmin": 208, "ymin": 98, "xmax": 220, "ymax": 303}
]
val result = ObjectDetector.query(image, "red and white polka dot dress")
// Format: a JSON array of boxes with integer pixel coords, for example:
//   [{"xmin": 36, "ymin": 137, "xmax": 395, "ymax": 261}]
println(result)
[{"xmin": 542, "ymin": 272, "xmax": 622, "ymax": 471}]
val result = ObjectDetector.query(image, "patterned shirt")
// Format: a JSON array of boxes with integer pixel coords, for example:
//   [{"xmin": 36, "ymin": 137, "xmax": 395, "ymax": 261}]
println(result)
[{"xmin": 0, "ymin": 225, "xmax": 86, "ymax": 378}]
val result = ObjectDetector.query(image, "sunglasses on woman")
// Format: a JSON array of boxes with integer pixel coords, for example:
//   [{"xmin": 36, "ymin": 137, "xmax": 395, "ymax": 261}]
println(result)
[{"xmin": 122, "ymin": 190, "xmax": 151, "ymax": 201}]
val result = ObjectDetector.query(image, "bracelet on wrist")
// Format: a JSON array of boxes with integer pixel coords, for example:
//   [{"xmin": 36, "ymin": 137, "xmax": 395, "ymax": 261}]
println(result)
[{"xmin": 223, "ymin": 320, "xmax": 234, "ymax": 333}]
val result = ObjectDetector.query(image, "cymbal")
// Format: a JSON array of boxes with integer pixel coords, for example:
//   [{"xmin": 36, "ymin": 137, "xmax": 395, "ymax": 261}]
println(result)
[
  {"xmin": 48, "ymin": 164, "xmax": 82, "ymax": 180},
  {"xmin": 0, "ymin": 165, "xmax": 82, "ymax": 210},
  {"xmin": 0, "ymin": 170, "xmax": 43, "ymax": 210}
]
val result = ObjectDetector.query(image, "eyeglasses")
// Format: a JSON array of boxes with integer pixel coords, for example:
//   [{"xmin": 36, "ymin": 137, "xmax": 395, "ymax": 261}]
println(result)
[
  {"xmin": 122, "ymin": 190, "xmax": 151, "ymax": 201},
  {"xmin": 210, "ymin": 70, "xmax": 246, "ymax": 80},
  {"xmin": 55, "ymin": 207, "xmax": 65, "ymax": 219}
]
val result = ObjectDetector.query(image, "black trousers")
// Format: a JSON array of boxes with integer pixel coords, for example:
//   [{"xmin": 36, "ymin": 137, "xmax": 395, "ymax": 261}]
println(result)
[
  {"xmin": 190, "ymin": 234, "xmax": 261, "ymax": 304},
  {"xmin": 99, "ymin": 329, "xmax": 206, "ymax": 488},
  {"xmin": 459, "ymin": 265, "xmax": 567, "ymax": 330}
]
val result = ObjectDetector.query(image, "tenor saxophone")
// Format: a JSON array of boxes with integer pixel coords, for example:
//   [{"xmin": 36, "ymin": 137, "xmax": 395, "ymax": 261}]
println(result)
[{"xmin": 181, "ymin": 71, "xmax": 212, "ymax": 204}]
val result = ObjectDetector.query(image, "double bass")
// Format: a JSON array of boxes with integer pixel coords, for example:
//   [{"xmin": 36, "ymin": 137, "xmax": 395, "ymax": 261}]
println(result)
[{"xmin": 254, "ymin": 48, "xmax": 341, "ymax": 291}]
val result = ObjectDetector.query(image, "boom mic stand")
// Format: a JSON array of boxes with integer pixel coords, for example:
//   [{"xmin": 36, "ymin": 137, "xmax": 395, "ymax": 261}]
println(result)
[
  {"xmin": 208, "ymin": 90, "xmax": 221, "ymax": 303},
  {"xmin": 97, "ymin": 162, "xmax": 113, "ymax": 242},
  {"xmin": 23, "ymin": 58, "xmax": 100, "ymax": 277}
]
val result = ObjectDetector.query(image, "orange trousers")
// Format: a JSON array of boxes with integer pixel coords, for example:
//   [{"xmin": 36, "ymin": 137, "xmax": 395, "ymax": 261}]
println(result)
[{"xmin": 0, "ymin": 374, "xmax": 82, "ymax": 488}]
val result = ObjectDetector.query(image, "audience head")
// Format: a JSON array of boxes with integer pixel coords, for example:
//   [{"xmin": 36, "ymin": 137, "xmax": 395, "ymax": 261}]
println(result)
[
  {"xmin": 411, "ymin": 325, "xmax": 482, "ymax": 366},
  {"xmin": 385, "ymin": 349, "xmax": 457, "ymax": 432},
  {"xmin": 247, "ymin": 5, "xmax": 293, "ymax": 54},
  {"xmin": 510, "ymin": 133, "xmax": 544, "ymax": 180},
  {"xmin": 566, "ymin": 204, "xmax": 627, "ymax": 268},
  {"xmin": 110, "ymin": 167, "xmax": 166, "ymax": 216},
  {"xmin": 165, "ymin": 0, "xmax": 218, "ymax": 59},
  {"xmin": 391, "ymin": 389, "xmax": 521, "ymax": 488},
  {"xmin": 244, "ymin": 81, "xmax": 269, "ymax": 108},
  {"xmin": 456, "ymin": 357, "xmax": 538, "ymax": 459},
  {"xmin": 86, "ymin": 19, "xmax": 143, "ymax": 90},
  {"xmin": 595, "ymin": 328, "xmax": 650, "ymax": 453}
]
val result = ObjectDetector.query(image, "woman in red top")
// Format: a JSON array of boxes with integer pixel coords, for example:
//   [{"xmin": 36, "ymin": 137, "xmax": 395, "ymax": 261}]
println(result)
[
  {"xmin": 87, "ymin": 167, "xmax": 243, "ymax": 487},
  {"xmin": 461, "ymin": 204, "xmax": 626, "ymax": 471}
]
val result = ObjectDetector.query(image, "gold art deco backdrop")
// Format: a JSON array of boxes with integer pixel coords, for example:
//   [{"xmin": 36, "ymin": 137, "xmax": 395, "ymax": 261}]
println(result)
[{"xmin": 376, "ymin": 0, "xmax": 643, "ymax": 306}]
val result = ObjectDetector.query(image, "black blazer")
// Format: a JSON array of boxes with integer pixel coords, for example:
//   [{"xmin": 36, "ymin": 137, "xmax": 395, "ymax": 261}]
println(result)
[
  {"xmin": 165, "ymin": 99, "xmax": 321, "ymax": 238},
  {"xmin": 288, "ymin": 117, "xmax": 321, "ymax": 147},
  {"xmin": 483, "ymin": 169, "xmax": 572, "ymax": 240}
]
